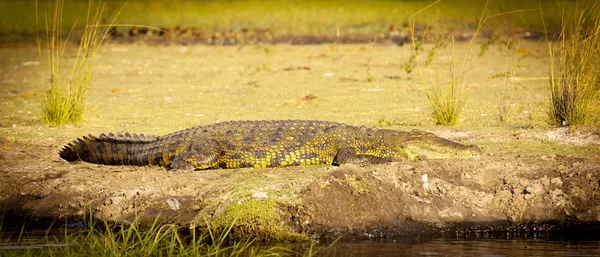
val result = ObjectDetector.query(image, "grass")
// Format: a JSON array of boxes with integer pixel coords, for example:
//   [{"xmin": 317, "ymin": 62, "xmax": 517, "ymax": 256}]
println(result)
[
  {"xmin": 0, "ymin": 42, "xmax": 555, "ymax": 141},
  {"xmin": 0, "ymin": 217, "xmax": 302, "ymax": 256},
  {"xmin": 365, "ymin": 58, "xmax": 374, "ymax": 82},
  {"xmin": 409, "ymin": 0, "xmax": 471, "ymax": 126},
  {"xmin": 0, "ymin": 0, "xmax": 581, "ymax": 39},
  {"xmin": 496, "ymin": 39, "xmax": 520, "ymax": 124},
  {"xmin": 409, "ymin": 0, "xmax": 547, "ymax": 126},
  {"xmin": 425, "ymin": 39, "xmax": 465, "ymax": 126},
  {"xmin": 37, "ymin": 0, "xmax": 120, "ymax": 125},
  {"xmin": 545, "ymin": 2, "xmax": 600, "ymax": 127}
]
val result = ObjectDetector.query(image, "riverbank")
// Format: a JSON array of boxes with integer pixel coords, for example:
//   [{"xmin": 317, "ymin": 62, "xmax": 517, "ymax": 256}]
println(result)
[{"xmin": 1, "ymin": 42, "xmax": 599, "ymax": 241}]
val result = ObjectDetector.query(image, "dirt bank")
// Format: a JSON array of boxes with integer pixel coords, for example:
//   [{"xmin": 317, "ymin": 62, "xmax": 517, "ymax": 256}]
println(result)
[{"xmin": 1, "ymin": 139, "xmax": 599, "ymax": 240}]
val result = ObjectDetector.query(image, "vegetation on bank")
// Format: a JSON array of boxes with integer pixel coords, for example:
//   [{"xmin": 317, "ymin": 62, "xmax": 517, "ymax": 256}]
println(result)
[
  {"xmin": 38, "ymin": 0, "xmax": 121, "ymax": 125},
  {"xmin": 546, "ymin": 2, "xmax": 600, "ymax": 126},
  {"xmin": 403, "ymin": 0, "xmax": 600, "ymax": 127},
  {"xmin": 0, "ymin": 0, "xmax": 586, "ymax": 37},
  {"xmin": 15, "ymin": 0, "xmax": 600, "ymax": 127},
  {"xmin": 206, "ymin": 199, "xmax": 309, "ymax": 242},
  {"xmin": 0, "ymin": 217, "xmax": 313, "ymax": 257}
]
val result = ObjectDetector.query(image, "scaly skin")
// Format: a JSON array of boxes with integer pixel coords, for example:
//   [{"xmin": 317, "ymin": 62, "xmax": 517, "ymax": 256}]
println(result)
[{"xmin": 59, "ymin": 120, "xmax": 482, "ymax": 170}]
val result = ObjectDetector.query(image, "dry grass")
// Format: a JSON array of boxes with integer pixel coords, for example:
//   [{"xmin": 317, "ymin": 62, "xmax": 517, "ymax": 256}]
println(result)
[
  {"xmin": 408, "ymin": 0, "xmax": 472, "ymax": 126},
  {"xmin": 0, "ymin": 42, "xmax": 554, "ymax": 141},
  {"xmin": 546, "ymin": 2, "xmax": 600, "ymax": 126},
  {"xmin": 410, "ymin": 1, "xmax": 543, "ymax": 126},
  {"xmin": 38, "ymin": 0, "xmax": 120, "ymax": 125}
]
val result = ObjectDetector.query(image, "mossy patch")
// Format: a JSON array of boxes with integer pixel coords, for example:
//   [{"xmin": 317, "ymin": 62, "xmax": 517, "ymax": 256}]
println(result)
[
  {"xmin": 344, "ymin": 174, "xmax": 369, "ymax": 195},
  {"xmin": 183, "ymin": 167, "xmax": 328, "ymax": 242},
  {"xmin": 206, "ymin": 198, "xmax": 308, "ymax": 242}
]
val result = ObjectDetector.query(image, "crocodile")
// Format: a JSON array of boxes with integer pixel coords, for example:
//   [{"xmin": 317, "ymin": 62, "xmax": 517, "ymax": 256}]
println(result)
[{"xmin": 59, "ymin": 120, "xmax": 482, "ymax": 170}]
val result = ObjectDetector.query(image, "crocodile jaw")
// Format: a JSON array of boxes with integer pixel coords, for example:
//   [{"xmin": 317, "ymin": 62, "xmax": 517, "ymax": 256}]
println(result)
[{"xmin": 404, "ymin": 142, "xmax": 482, "ymax": 160}]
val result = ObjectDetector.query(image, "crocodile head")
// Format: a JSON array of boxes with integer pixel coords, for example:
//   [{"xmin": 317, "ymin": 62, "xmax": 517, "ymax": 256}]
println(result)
[{"xmin": 398, "ymin": 130, "xmax": 482, "ymax": 160}]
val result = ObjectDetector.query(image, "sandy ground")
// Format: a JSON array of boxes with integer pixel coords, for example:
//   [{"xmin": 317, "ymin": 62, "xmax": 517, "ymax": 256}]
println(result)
[{"xmin": 1, "ymin": 43, "xmax": 599, "ymax": 240}]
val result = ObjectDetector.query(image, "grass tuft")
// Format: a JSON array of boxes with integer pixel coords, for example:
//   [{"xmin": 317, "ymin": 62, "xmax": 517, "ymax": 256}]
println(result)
[
  {"xmin": 425, "ymin": 39, "xmax": 465, "ymax": 126},
  {"xmin": 409, "ymin": 0, "xmax": 468, "ymax": 126},
  {"xmin": 37, "ymin": 0, "xmax": 120, "ymax": 126},
  {"xmin": 545, "ymin": 2, "xmax": 600, "ymax": 127}
]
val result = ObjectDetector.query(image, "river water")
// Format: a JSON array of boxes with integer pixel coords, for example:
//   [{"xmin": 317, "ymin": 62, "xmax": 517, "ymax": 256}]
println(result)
[
  {"xmin": 2, "ymin": 228, "xmax": 600, "ymax": 256},
  {"xmin": 279, "ymin": 232, "xmax": 600, "ymax": 257},
  {"xmin": 304, "ymin": 238, "xmax": 600, "ymax": 256}
]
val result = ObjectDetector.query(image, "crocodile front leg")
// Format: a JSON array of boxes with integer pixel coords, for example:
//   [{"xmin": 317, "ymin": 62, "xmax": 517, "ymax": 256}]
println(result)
[
  {"xmin": 169, "ymin": 140, "xmax": 222, "ymax": 170},
  {"xmin": 332, "ymin": 147, "xmax": 394, "ymax": 166}
]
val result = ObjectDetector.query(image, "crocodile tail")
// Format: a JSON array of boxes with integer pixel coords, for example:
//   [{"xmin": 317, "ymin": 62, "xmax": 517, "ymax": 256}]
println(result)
[{"xmin": 59, "ymin": 132, "xmax": 161, "ymax": 166}]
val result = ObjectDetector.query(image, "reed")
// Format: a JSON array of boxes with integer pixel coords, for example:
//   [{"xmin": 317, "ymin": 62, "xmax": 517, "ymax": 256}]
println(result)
[{"xmin": 545, "ymin": 2, "xmax": 600, "ymax": 126}]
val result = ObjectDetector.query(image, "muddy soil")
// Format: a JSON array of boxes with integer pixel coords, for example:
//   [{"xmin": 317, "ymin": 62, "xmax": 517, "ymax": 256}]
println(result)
[{"xmin": 1, "ymin": 140, "xmax": 599, "ymax": 240}]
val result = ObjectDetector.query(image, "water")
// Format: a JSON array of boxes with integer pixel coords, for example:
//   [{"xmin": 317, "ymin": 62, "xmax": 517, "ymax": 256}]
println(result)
[
  {"xmin": 2, "ymin": 228, "xmax": 600, "ymax": 256},
  {"xmin": 278, "ymin": 233, "xmax": 600, "ymax": 257},
  {"xmin": 303, "ymin": 238, "xmax": 600, "ymax": 256}
]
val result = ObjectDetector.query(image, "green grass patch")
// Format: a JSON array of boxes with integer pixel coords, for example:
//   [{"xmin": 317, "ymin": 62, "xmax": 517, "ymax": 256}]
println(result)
[
  {"xmin": 207, "ymin": 199, "xmax": 309, "ymax": 242},
  {"xmin": 546, "ymin": 2, "xmax": 600, "ymax": 127}
]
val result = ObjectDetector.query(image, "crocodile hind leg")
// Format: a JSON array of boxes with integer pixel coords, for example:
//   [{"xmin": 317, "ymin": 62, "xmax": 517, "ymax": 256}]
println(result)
[
  {"xmin": 333, "ymin": 147, "xmax": 394, "ymax": 166},
  {"xmin": 169, "ymin": 140, "xmax": 222, "ymax": 170}
]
